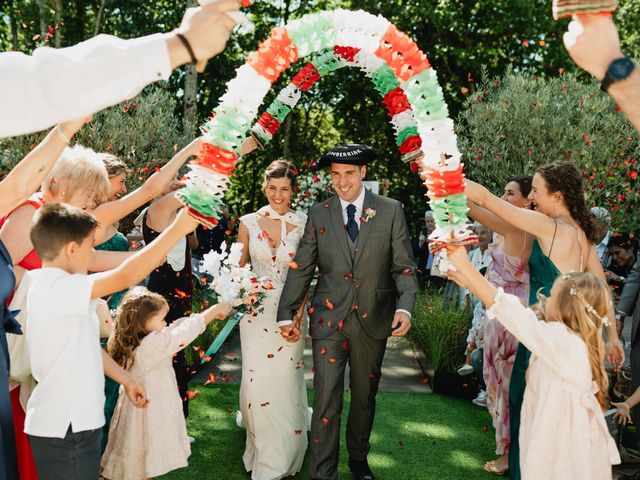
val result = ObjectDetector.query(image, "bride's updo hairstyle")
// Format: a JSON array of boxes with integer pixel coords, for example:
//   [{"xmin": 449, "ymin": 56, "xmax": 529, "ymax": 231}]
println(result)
[{"xmin": 262, "ymin": 159, "xmax": 298, "ymax": 193}]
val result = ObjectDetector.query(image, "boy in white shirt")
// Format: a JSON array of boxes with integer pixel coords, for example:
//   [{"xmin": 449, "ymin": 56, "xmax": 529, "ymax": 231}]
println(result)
[{"xmin": 25, "ymin": 202, "xmax": 198, "ymax": 478}]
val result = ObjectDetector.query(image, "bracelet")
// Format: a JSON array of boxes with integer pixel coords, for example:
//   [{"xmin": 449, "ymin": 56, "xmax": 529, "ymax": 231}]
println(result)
[
  {"xmin": 176, "ymin": 33, "xmax": 197, "ymax": 65},
  {"xmin": 55, "ymin": 125, "xmax": 71, "ymax": 144}
]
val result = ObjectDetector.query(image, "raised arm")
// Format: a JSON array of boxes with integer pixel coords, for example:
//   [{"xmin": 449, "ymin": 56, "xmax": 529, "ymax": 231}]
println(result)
[
  {"xmin": 465, "ymin": 180, "xmax": 557, "ymax": 240},
  {"xmin": 0, "ymin": 1, "xmax": 239, "ymax": 137},
  {"xmin": 445, "ymin": 245, "xmax": 569, "ymax": 376},
  {"xmin": 564, "ymin": 14, "xmax": 640, "ymax": 131},
  {"xmin": 0, "ymin": 118, "xmax": 89, "ymax": 217},
  {"xmin": 91, "ymin": 139, "xmax": 200, "ymax": 242},
  {"xmin": 467, "ymin": 201, "xmax": 521, "ymax": 238},
  {"xmin": 91, "ymin": 209, "xmax": 197, "ymax": 299}
]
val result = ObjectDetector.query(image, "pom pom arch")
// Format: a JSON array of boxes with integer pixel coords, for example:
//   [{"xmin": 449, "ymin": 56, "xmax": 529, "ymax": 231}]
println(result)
[{"xmin": 179, "ymin": 9, "xmax": 475, "ymax": 247}]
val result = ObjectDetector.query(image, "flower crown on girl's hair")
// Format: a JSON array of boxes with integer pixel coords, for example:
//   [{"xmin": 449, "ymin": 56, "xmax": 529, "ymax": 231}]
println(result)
[{"xmin": 561, "ymin": 274, "xmax": 611, "ymax": 327}]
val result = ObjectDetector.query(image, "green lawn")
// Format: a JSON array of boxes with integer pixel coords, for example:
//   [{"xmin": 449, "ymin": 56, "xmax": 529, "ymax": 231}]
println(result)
[{"xmin": 161, "ymin": 385, "xmax": 496, "ymax": 480}]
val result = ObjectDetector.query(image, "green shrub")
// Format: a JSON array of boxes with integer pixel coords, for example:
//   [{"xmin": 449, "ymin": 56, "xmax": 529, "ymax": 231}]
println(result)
[
  {"xmin": 407, "ymin": 290, "xmax": 471, "ymax": 372},
  {"xmin": 457, "ymin": 69, "xmax": 640, "ymax": 232}
]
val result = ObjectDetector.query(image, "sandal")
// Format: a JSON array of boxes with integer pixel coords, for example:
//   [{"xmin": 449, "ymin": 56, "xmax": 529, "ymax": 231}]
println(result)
[{"xmin": 484, "ymin": 461, "xmax": 507, "ymax": 476}]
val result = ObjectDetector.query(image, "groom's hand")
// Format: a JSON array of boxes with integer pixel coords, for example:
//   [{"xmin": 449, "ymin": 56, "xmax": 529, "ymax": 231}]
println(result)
[
  {"xmin": 391, "ymin": 312, "xmax": 411, "ymax": 337},
  {"xmin": 280, "ymin": 324, "xmax": 302, "ymax": 342}
]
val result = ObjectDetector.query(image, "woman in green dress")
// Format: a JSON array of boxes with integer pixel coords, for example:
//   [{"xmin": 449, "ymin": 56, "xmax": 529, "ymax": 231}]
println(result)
[{"xmin": 465, "ymin": 161, "xmax": 624, "ymax": 479}]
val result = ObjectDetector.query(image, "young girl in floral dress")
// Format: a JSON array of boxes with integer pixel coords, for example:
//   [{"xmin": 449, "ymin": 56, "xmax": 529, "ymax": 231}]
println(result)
[{"xmin": 101, "ymin": 288, "xmax": 230, "ymax": 479}]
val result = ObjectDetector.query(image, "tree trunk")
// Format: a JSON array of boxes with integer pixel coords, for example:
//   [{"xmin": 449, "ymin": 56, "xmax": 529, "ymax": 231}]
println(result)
[
  {"xmin": 54, "ymin": 0, "xmax": 62, "ymax": 47},
  {"xmin": 182, "ymin": 0, "xmax": 199, "ymax": 137},
  {"xmin": 8, "ymin": 0, "xmax": 19, "ymax": 50},
  {"xmin": 37, "ymin": 0, "xmax": 47, "ymax": 37},
  {"xmin": 94, "ymin": 0, "xmax": 107, "ymax": 36}
]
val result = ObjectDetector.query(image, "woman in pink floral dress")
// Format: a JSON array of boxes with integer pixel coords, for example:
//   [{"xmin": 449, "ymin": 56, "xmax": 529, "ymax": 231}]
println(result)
[{"xmin": 468, "ymin": 176, "xmax": 533, "ymax": 476}]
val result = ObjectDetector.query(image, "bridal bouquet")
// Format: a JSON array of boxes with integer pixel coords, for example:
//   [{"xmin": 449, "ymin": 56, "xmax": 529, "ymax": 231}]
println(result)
[{"xmin": 200, "ymin": 241, "xmax": 269, "ymax": 314}]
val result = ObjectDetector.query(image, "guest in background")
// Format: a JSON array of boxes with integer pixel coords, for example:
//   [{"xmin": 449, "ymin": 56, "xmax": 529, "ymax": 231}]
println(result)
[
  {"xmin": 591, "ymin": 206, "xmax": 612, "ymax": 268},
  {"xmin": 413, "ymin": 210, "xmax": 444, "ymax": 290},
  {"xmin": 607, "ymin": 233, "xmax": 638, "ymax": 299}
]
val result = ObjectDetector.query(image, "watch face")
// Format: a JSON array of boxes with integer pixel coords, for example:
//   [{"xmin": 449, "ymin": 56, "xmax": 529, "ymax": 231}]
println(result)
[{"xmin": 610, "ymin": 58, "xmax": 635, "ymax": 81}]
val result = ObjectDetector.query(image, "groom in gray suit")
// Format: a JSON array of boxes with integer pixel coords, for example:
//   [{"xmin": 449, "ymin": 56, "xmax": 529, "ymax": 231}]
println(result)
[{"xmin": 277, "ymin": 144, "xmax": 418, "ymax": 480}]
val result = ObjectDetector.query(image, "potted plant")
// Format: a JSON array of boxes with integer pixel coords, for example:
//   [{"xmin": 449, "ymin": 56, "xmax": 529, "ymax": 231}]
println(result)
[{"xmin": 408, "ymin": 288, "xmax": 477, "ymax": 399}]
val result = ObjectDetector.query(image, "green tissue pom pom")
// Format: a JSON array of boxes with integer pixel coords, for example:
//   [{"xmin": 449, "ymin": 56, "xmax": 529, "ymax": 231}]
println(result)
[
  {"xmin": 266, "ymin": 99, "xmax": 291, "ymax": 122},
  {"xmin": 177, "ymin": 188, "xmax": 224, "ymax": 219},
  {"xmin": 395, "ymin": 126, "xmax": 419, "ymax": 146},
  {"xmin": 369, "ymin": 65, "xmax": 400, "ymax": 96}
]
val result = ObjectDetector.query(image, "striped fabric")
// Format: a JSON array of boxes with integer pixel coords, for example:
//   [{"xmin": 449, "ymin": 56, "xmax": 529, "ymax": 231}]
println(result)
[{"xmin": 552, "ymin": 0, "xmax": 617, "ymax": 19}]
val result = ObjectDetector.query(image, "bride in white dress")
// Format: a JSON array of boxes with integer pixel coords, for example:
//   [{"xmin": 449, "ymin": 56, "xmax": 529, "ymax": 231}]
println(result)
[{"xmin": 237, "ymin": 160, "xmax": 309, "ymax": 480}]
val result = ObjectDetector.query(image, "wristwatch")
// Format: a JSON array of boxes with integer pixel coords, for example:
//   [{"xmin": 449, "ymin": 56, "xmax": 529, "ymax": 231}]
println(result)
[{"xmin": 601, "ymin": 57, "xmax": 636, "ymax": 92}]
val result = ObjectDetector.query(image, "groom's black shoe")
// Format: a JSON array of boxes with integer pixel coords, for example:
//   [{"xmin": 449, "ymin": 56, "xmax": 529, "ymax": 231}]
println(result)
[{"xmin": 348, "ymin": 459, "xmax": 376, "ymax": 480}]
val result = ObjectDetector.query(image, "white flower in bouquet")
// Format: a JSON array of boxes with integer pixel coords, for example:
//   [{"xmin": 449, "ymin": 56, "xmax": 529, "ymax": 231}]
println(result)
[
  {"xmin": 228, "ymin": 242, "xmax": 244, "ymax": 267},
  {"xmin": 200, "ymin": 241, "xmax": 270, "ymax": 315}
]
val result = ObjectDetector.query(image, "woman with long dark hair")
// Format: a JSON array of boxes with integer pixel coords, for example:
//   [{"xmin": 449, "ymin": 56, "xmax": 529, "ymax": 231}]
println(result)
[
  {"xmin": 467, "ymin": 176, "xmax": 533, "ymax": 476},
  {"xmin": 465, "ymin": 161, "xmax": 624, "ymax": 480}
]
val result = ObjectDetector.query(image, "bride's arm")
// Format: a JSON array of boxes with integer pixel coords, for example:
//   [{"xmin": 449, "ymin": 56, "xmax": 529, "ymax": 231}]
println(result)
[{"xmin": 237, "ymin": 221, "xmax": 250, "ymax": 267}]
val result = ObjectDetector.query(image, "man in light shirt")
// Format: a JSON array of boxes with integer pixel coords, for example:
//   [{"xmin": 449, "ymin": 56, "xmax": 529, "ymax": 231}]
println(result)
[{"xmin": 1, "ymin": 0, "xmax": 239, "ymax": 138}]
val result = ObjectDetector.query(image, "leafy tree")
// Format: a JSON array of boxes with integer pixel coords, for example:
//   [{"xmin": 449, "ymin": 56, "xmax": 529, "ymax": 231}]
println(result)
[{"xmin": 457, "ymin": 69, "xmax": 639, "ymax": 232}]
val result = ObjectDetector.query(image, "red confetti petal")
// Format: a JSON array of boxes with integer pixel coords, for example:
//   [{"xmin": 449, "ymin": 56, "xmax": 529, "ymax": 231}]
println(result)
[
  {"xmin": 328, "ymin": 357, "xmax": 336, "ymax": 364},
  {"xmin": 204, "ymin": 373, "xmax": 218, "ymax": 386},
  {"xmin": 320, "ymin": 347, "xmax": 327, "ymax": 355},
  {"xmin": 267, "ymin": 354, "xmax": 275, "ymax": 358},
  {"xmin": 322, "ymin": 418, "xmax": 330, "ymax": 425},
  {"xmin": 295, "ymin": 429, "xmax": 302, "ymax": 435},
  {"xmin": 325, "ymin": 299, "xmax": 334, "ymax": 310},
  {"xmin": 289, "ymin": 261, "xmax": 299, "ymax": 269},
  {"xmin": 338, "ymin": 319, "xmax": 344, "ymax": 330},
  {"xmin": 420, "ymin": 378, "xmax": 429, "ymax": 384}
]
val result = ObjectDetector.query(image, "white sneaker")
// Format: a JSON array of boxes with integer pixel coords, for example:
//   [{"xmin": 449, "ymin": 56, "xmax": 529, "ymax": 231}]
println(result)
[
  {"xmin": 187, "ymin": 435, "xmax": 195, "ymax": 444},
  {"xmin": 236, "ymin": 410, "xmax": 246, "ymax": 429},
  {"xmin": 457, "ymin": 364, "xmax": 474, "ymax": 376},
  {"xmin": 472, "ymin": 390, "xmax": 487, "ymax": 407}
]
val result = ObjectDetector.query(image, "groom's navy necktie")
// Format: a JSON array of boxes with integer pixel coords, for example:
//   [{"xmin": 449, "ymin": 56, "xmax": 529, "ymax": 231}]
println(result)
[{"xmin": 346, "ymin": 204, "xmax": 359, "ymax": 243}]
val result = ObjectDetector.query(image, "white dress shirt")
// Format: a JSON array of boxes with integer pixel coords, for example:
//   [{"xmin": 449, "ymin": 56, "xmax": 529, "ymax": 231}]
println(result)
[
  {"xmin": 25, "ymin": 268, "xmax": 104, "ymax": 438},
  {"xmin": 1, "ymin": 34, "xmax": 171, "ymax": 138}
]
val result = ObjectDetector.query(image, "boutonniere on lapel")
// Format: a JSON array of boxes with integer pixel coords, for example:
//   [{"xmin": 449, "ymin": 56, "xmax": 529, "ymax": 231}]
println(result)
[{"xmin": 361, "ymin": 208, "xmax": 377, "ymax": 223}]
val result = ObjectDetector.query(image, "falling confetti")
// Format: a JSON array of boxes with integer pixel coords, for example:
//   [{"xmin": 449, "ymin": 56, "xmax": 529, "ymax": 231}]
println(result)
[
  {"xmin": 325, "ymin": 299, "xmax": 335, "ymax": 310},
  {"xmin": 204, "ymin": 373, "xmax": 218, "ymax": 386}
]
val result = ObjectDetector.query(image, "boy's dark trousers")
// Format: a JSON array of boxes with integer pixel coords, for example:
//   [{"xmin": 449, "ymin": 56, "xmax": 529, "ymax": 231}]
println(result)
[{"xmin": 29, "ymin": 426, "xmax": 101, "ymax": 479}]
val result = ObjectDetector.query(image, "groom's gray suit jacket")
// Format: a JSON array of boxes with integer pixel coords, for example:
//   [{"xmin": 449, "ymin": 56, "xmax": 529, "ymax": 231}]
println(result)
[{"xmin": 277, "ymin": 189, "xmax": 418, "ymax": 339}]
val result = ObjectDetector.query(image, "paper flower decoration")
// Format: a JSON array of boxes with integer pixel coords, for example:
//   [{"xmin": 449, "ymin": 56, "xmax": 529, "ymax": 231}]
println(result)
[{"xmin": 181, "ymin": 9, "xmax": 472, "ymax": 251}]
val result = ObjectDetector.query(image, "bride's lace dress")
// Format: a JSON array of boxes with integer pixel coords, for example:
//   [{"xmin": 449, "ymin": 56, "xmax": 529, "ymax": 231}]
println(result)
[{"xmin": 239, "ymin": 210, "xmax": 308, "ymax": 480}]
